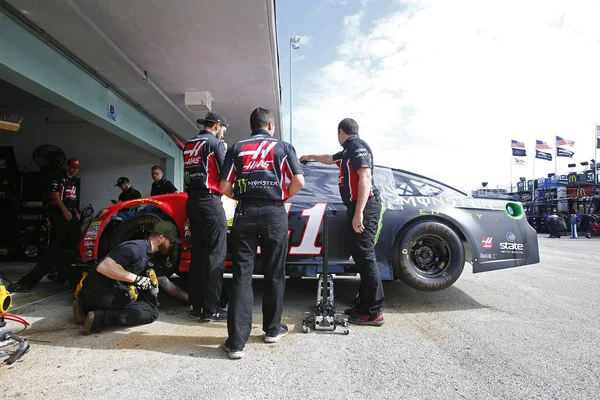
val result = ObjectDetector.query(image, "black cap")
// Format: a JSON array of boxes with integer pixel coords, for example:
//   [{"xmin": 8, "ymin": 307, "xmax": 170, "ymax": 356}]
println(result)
[
  {"xmin": 152, "ymin": 221, "xmax": 181, "ymax": 244},
  {"xmin": 114, "ymin": 177, "xmax": 130, "ymax": 187},
  {"xmin": 196, "ymin": 112, "xmax": 228, "ymax": 128}
]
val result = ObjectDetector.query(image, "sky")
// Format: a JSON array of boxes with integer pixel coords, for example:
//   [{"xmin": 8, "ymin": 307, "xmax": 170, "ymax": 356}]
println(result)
[{"xmin": 276, "ymin": 0, "xmax": 600, "ymax": 192}]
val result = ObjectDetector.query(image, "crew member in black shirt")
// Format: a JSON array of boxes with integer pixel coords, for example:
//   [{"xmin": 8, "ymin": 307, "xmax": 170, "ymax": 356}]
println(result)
[
  {"xmin": 74, "ymin": 221, "xmax": 181, "ymax": 334},
  {"xmin": 113, "ymin": 177, "xmax": 142, "ymax": 203},
  {"xmin": 150, "ymin": 165, "xmax": 178, "ymax": 196},
  {"xmin": 184, "ymin": 111, "xmax": 229, "ymax": 322},
  {"xmin": 300, "ymin": 118, "xmax": 385, "ymax": 326},
  {"xmin": 220, "ymin": 107, "xmax": 305, "ymax": 359},
  {"xmin": 9, "ymin": 158, "xmax": 83, "ymax": 292}
]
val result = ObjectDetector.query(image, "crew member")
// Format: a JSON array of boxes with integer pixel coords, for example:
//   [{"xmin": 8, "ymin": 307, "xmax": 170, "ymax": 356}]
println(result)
[
  {"xmin": 300, "ymin": 118, "xmax": 385, "ymax": 326},
  {"xmin": 8, "ymin": 158, "xmax": 83, "ymax": 292},
  {"xmin": 220, "ymin": 107, "xmax": 305, "ymax": 359},
  {"xmin": 184, "ymin": 111, "xmax": 229, "ymax": 322},
  {"xmin": 113, "ymin": 177, "xmax": 142, "ymax": 203},
  {"xmin": 73, "ymin": 221, "xmax": 181, "ymax": 334},
  {"xmin": 150, "ymin": 166, "xmax": 178, "ymax": 195}
]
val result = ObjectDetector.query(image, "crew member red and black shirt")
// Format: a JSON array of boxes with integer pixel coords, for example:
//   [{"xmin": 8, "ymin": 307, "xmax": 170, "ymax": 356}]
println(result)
[
  {"xmin": 332, "ymin": 135, "xmax": 379, "ymax": 205},
  {"xmin": 183, "ymin": 130, "xmax": 226, "ymax": 196},
  {"xmin": 50, "ymin": 169, "xmax": 78, "ymax": 210},
  {"xmin": 220, "ymin": 129, "xmax": 304, "ymax": 201}
]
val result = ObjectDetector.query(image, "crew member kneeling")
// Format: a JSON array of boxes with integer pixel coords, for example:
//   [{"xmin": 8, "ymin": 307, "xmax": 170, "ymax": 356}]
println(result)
[{"xmin": 73, "ymin": 221, "xmax": 181, "ymax": 334}]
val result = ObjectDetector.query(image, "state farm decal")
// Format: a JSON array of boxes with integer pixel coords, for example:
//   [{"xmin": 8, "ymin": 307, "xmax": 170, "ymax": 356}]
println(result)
[{"xmin": 499, "ymin": 231, "xmax": 524, "ymax": 254}]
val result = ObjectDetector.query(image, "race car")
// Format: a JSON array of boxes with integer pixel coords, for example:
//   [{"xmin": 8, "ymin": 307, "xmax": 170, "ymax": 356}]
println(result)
[{"xmin": 76, "ymin": 163, "xmax": 540, "ymax": 292}]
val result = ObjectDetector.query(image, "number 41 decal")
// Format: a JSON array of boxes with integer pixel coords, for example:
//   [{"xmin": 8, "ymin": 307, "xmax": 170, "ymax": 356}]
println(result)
[
  {"xmin": 257, "ymin": 202, "xmax": 328, "ymax": 256},
  {"xmin": 287, "ymin": 202, "xmax": 327, "ymax": 255}
]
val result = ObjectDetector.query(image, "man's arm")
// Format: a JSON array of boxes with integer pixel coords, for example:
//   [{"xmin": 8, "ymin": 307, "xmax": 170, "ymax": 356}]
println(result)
[
  {"xmin": 352, "ymin": 167, "xmax": 372, "ymax": 233},
  {"xmin": 287, "ymin": 174, "xmax": 305, "ymax": 197},
  {"xmin": 220, "ymin": 180, "xmax": 234, "ymax": 198},
  {"xmin": 299, "ymin": 154, "xmax": 335, "ymax": 164},
  {"xmin": 96, "ymin": 256, "xmax": 137, "ymax": 283}
]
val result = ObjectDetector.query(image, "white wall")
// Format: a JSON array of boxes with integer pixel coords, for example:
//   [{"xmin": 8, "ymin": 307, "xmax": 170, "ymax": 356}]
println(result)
[{"xmin": 0, "ymin": 106, "xmax": 165, "ymax": 212}]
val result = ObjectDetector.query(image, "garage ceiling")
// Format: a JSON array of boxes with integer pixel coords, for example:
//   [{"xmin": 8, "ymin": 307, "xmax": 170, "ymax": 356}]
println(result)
[{"xmin": 3, "ymin": 0, "xmax": 282, "ymax": 144}]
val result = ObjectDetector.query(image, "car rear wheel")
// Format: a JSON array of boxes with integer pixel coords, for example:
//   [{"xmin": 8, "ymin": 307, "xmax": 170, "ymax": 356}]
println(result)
[
  {"xmin": 393, "ymin": 221, "xmax": 465, "ymax": 291},
  {"xmin": 108, "ymin": 213, "xmax": 180, "ymax": 277}
]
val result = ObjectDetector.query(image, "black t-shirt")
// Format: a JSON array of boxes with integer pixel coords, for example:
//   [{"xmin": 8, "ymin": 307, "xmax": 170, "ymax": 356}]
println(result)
[
  {"xmin": 151, "ymin": 178, "xmax": 177, "ymax": 196},
  {"xmin": 118, "ymin": 187, "xmax": 142, "ymax": 202},
  {"xmin": 332, "ymin": 135, "xmax": 379, "ymax": 205},
  {"xmin": 50, "ymin": 169, "xmax": 79, "ymax": 210},
  {"xmin": 183, "ymin": 131, "xmax": 226, "ymax": 196},
  {"xmin": 84, "ymin": 239, "xmax": 152, "ymax": 289},
  {"xmin": 220, "ymin": 130, "xmax": 304, "ymax": 201}
]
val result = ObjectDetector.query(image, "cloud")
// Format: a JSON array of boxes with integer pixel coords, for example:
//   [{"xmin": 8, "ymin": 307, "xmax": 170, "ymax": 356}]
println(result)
[{"xmin": 290, "ymin": 0, "xmax": 600, "ymax": 192}]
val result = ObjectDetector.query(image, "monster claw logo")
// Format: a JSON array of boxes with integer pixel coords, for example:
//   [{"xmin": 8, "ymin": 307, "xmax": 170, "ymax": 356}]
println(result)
[{"xmin": 237, "ymin": 178, "xmax": 248, "ymax": 194}]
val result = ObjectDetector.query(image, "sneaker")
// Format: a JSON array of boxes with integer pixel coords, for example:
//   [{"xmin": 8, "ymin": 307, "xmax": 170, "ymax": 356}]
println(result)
[
  {"xmin": 222, "ymin": 340, "xmax": 244, "ymax": 359},
  {"xmin": 72, "ymin": 299, "xmax": 85, "ymax": 325},
  {"xmin": 7, "ymin": 283, "xmax": 30, "ymax": 293},
  {"xmin": 189, "ymin": 306, "xmax": 203, "ymax": 319},
  {"xmin": 200, "ymin": 309, "xmax": 227, "ymax": 322},
  {"xmin": 264, "ymin": 324, "xmax": 289, "ymax": 343},
  {"xmin": 344, "ymin": 306, "xmax": 365, "ymax": 316},
  {"xmin": 348, "ymin": 312, "xmax": 385, "ymax": 326},
  {"xmin": 82, "ymin": 311, "xmax": 104, "ymax": 334}
]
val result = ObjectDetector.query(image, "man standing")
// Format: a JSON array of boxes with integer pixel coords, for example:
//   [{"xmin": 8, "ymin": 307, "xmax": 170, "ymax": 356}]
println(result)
[
  {"xmin": 184, "ymin": 111, "xmax": 229, "ymax": 322},
  {"xmin": 150, "ymin": 166, "xmax": 178, "ymax": 196},
  {"xmin": 300, "ymin": 118, "xmax": 385, "ymax": 326},
  {"xmin": 219, "ymin": 107, "xmax": 304, "ymax": 359},
  {"xmin": 8, "ymin": 158, "xmax": 82, "ymax": 292},
  {"xmin": 74, "ymin": 221, "xmax": 181, "ymax": 334},
  {"xmin": 113, "ymin": 177, "xmax": 142, "ymax": 203}
]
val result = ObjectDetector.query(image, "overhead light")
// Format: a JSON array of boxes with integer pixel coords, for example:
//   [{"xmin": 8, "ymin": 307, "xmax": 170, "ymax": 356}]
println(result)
[
  {"xmin": 292, "ymin": 43, "xmax": 300, "ymax": 49},
  {"xmin": 184, "ymin": 91, "xmax": 213, "ymax": 113},
  {"xmin": 291, "ymin": 35, "xmax": 301, "ymax": 44}
]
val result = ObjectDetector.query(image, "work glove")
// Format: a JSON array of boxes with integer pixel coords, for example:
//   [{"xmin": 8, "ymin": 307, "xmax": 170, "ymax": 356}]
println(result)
[{"xmin": 133, "ymin": 275, "xmax": 153, "ymax": 291}]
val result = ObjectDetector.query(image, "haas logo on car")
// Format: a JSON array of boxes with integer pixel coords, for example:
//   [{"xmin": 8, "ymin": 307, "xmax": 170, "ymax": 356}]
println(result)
[
  {"xmin": 481, "ymin": 237, "xmax": 493, "ymax": 249},
  {"xmin": 240, "ymin": 141, "xmax": 276, "ymax": 171},
  {"xmin": 184, "ymin": 141, "xmax": 205, "ymax": 166}
]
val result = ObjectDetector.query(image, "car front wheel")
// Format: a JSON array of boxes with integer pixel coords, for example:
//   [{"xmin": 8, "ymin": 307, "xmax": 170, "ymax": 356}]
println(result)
[{"xmin": 393, "ymin": 221, "xmax": 465, "ymax": 291}]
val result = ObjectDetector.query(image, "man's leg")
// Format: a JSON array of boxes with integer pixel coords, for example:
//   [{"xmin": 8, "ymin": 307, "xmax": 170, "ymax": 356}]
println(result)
[
  {"xmin": 202, "ymin": 197, "xmax": 227, "ymax": 314},
  {"xmin": 17, "ymin": 216, "xmax": 68, "ymax": 289},
  {"xmin": 227, "ymin": 212, "xmax": 259, "ymax": 351},
  {"xmin": 186, "ymin": 198, "xmax": 206, "ymax": 316},
  {"xmin": 350, "ymin": 197, "xmax": 384, "ymax": 317},
  {"xmin": 259, "ymin": 205, "xmax": 289, "ymax": 337}
]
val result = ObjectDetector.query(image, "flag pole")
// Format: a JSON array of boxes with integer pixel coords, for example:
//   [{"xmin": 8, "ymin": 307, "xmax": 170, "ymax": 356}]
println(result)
[
  {"xmin": 532, "ymin": 155, "xmax": 536, "ymax": 203},
  {"xmin": 554, "ymin": 134, "xmax": 557, "ymax": 177},
  {"xmin": 510, "ymin": 148, "xmax": 513, "ymax": 193}
]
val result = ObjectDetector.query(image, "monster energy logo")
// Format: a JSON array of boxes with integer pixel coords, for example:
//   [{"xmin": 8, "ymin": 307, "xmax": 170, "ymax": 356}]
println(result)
[
  {"xmin": 237, "ymin": 178, "xmax": 248, "ymax": 194},
  {"xmin": 184, "ymin": 171, "xmax": 190, "ymax": 184}
]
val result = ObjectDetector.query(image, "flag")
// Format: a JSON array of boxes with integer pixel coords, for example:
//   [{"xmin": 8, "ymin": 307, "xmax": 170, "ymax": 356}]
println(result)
[
  {"xmin": 535, "ymin": 140, "xmax": 551, "ymax": 150},
  {"xmin": 535, "ymin": 150, "xmax": 552, "ymax": 161},
  {"xmin": 513, "ymin": 157, "xmax": 526, "ymax": 165},
  {"xmin": 512, "ymin": 148, "xmax": 527, "ymax": 157},
  {"xmin": 557, "ymin": 148, "xmax": 574, "ymax": 158},
  {"xmin": 556, "ymin": 136, "xmax": 575, "ymax": 147},
  {"xmin": 596, "ymin": 125, "xmax": 600, "ymax": 149},
  {"xmin": 511, "ymin": 139, "xmax": 525, "ymax": 148}
]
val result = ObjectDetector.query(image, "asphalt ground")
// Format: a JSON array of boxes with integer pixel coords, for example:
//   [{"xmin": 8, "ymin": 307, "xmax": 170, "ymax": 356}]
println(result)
[{"xmin": 1, "ymin": 235, "xmax": 599, "ymax": 399}]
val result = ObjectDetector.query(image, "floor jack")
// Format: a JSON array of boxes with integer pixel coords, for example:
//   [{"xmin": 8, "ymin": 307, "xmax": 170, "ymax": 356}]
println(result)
[
  {"xmin": 302, "ymin": 215, "xmax": 349, "ymax": 335},
  {"xmin": 0, "ymin": 279, "xmax": 30, "ymax": 365}
]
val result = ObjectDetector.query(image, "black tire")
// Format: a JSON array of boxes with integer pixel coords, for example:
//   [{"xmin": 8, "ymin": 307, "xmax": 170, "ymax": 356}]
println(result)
[
  {"xmin": 108, "ymin": 213, "xmax": 180, "ymax": 277},
  {"xmin": 393, "ymin": 221, "xmax": 465, "ymax": 292}
]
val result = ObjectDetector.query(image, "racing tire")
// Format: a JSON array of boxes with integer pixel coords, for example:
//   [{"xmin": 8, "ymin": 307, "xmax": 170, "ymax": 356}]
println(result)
[
  {"xmin": 108, "ymin": 213, "xmax": 180, "ymax": 278},
  {"xmin": 393, "ymin": 221, "xmax": 465, "ymax": 292}
]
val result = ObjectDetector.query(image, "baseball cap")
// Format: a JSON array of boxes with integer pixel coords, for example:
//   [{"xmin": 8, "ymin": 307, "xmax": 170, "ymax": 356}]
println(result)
[
  {"xmin": 114, "ymin": 177, "xmax": 130, "ymax": 187},
  {"xmin": 152, "ymin": 221, "xmax": 182, "ymax": 244},
  {"xmin": 196, "ymin": 112, "xmax": 228, "ymax": 128},
  {"xmin": 67, "ymin": 158, "xmax": 82, "ymax": 169}
]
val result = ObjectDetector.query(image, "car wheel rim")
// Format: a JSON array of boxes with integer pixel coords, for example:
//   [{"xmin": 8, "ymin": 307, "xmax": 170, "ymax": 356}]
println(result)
[
  {"xmin": 24, "ymin": 245, "xmax": 40, "ymax": 258},
  {"xmin": 410, "ymin": 235, "xmax": 450, "ymax": 276}
]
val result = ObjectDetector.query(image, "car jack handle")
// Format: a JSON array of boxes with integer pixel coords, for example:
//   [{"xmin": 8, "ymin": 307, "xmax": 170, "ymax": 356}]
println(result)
[{"xmin": 302, "ymin": 214, "xmax": 349, "ymax": 335}]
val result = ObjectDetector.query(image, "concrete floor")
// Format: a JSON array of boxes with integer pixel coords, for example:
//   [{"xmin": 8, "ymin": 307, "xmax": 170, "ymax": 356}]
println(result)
[{"xmin": 1, "ymin": 235, "xmax": 599, "ymax": 399}]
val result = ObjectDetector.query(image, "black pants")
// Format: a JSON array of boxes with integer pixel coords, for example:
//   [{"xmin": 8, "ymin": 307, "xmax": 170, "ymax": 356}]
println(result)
[
  {"xmin": 19, "ymin": 211, "xmax": 81, "ymax": 289},
  {"xmin": 227, "ymin": 203, "xmax": 288, "ymax": 351},
  {"xmin": 347, "ymin": 196, "xmax": 385, "ymax": 315},
  {"xmin": 79, "ymin": 278, "xmax": 158, "ymax": 329},
  {"xmin": 186, "ymin": 194, "xmax": 227, "ymax": 313}
]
